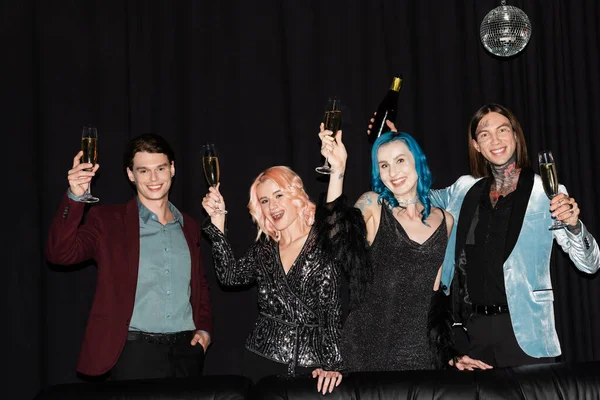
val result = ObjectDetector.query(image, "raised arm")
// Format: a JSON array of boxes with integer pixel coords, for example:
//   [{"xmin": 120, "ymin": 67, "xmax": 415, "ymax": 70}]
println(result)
[
  {"xmin": 318, "ymin": 124, "xmax": 347, "ymax": 203},
  {"xmin": 45, "ymin": 151, "xmax": 101, "ymax": 265},
  {"xmin": 202, "ymin": 186, "xmax": 257, "ymax": 285},
  {"xmin": 551, "ymin": 191, "xmax": 600, "ymax": 273},
  {"xmin": 202, "ymin": 184, "xmax": 226, "ymax": 233},
  {"xmin": 45, "ymin": 194, "xmax": 100, "ymax": 265},
  {"xmin": 202, "ymin": 222, "xmax": 258, "ymax": 286}
]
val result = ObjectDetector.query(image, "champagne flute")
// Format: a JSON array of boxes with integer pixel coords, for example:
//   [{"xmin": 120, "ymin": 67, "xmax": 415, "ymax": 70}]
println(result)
[
  {"xmin": 80, "ymin": 125, "xmax": 100, "ymax": 203},
  {"xmin": 538, "ymin": 150, "xmax": 566, "ymax": 230},
  {"xmin": 315, "ymin": 96, "xmax": 342, "ymax": 174},
  {"xmin": 202, "ymin": 142, "xmax": 227, "ymax": 214}
]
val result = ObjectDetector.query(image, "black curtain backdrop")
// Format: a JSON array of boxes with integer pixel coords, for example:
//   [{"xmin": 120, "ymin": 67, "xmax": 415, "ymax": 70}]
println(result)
[{"xmin": 3, "ymin": 1, "xmax": 600, "ymax": 398}]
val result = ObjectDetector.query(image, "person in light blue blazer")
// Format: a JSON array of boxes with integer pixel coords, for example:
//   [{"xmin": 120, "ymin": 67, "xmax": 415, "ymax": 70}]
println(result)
[{"xmin": 427, "ymin": 104, "xmax": 599, "ymax": 370}]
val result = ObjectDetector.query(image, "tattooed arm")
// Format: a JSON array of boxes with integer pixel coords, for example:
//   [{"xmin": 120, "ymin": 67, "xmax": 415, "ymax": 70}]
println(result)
[
  {"xmin": 355, "ymin": 191, "xmax": 379, "ymax": 244},
  {"xmin": 319, "ymin": 124, "xmax": 347, "ymax": 202}
]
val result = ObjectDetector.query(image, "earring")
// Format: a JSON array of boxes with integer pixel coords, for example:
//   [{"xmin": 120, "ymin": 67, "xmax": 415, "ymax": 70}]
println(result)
[{"xmin": 275, "ymin": 231, "xmax": 281, "ymax": 241}]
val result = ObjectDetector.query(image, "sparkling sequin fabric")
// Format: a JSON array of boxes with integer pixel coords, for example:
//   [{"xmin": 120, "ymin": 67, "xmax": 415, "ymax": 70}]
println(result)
[
  {"xmin": 203, "ymin": 204, "xmax": 347, "ymax": 374},
  {"xmin": 342, "ymin": 205, "xmax": 447, "ymax": 371}
]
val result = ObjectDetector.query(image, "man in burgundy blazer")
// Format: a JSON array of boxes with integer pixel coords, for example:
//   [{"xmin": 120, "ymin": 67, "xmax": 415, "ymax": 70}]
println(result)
[{"xmin": 46, "ymin": 134, "xmax": 212, "ymax": 379}]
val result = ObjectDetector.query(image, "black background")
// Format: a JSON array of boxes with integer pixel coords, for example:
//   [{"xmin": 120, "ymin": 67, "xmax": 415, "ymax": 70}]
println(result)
[{"xmin": 2, "ymin": 1, "xmax": 599, "ymax": 399}]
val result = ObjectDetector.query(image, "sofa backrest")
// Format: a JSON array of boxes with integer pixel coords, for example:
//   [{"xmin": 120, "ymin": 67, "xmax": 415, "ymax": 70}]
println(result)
[
  {"xmin": 34, "ymin": 362, "xmax": 600, "ymax": 400},
  {"xmin": 34, "ymin": 375, "xmax": 252, "ymax": 400},
  {"xmin": 253, "ymin": 361, "xmax": 600, "ymax": 400}
]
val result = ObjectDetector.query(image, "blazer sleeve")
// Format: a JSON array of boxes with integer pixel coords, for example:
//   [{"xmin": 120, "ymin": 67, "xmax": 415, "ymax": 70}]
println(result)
[
  {"xmin": 429, "ymin": 187, "xmax": 450, "ymax": 209},
  {"xmin": 429, "ymin": 175, "xmax": 475, "ymax": 210},
  {"xmin": 553, "ymin": 185, "xmax": 600, "ymax": 273},
  {"xmin": 45, "ymin": 192, "xmax": 100, "ymax": 265}
]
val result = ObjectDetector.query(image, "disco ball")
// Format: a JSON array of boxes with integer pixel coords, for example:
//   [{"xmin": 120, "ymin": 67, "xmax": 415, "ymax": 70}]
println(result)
[{"xmin": 480, "ymin": 1, "xmax": 532, "ymax": 57}]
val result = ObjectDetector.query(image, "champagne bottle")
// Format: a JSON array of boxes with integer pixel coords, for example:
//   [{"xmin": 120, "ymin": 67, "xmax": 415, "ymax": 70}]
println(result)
[{"xmin": 368, "ymin": 74, "xmax": 403, "ymax": 144}]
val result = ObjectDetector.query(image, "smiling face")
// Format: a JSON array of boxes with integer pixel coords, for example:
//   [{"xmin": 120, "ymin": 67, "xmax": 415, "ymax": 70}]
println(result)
[
  {"xmin": 256, "ymin": 179, "xmax": 300, "ymax": 233},
  {"xmin": 126, "ymin": 151, "xmax": 175, "ymax": 203},
  {"xmin": 472, "ymin": 112, "xmax": 517, "ymax": 167},
  {"xmin": 377, "ymin": 140, "xmax": 418, "ymax": 200}
]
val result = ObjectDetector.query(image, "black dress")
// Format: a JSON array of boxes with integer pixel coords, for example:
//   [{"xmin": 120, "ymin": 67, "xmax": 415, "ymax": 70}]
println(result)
[{"xmin": 342, "ymin": 205, "xmax": 447, "ymax": 371}]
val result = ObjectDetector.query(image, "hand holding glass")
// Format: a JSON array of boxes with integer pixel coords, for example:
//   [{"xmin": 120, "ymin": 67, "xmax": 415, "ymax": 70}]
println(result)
[
  {"xmin": 202, "ymin": 143, "xmax": 227, "ymax": 214},
  {"xmin": 315, "ymin": 97, "xmax": 342, "ymax": 175},
  {"xmin": 538, "ymin": 150, "xmax": 566, "ymax": 230},
  {"xmin": 79, "ymin": 126, "xmax": 100, "ymax": 203}
]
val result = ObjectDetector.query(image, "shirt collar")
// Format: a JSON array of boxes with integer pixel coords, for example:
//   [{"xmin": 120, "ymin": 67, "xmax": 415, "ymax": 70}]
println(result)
[{"xmin": 137, "ymin": 197, "xmax": 184, "ymax": 226}]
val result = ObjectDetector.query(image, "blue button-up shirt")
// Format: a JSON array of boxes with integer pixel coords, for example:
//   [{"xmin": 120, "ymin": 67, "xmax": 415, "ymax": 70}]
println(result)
[
  {"xmin": 129, "ymin": 199, "xmax": 196, "ymax": 333},
  {"xmin": 68, "ymin": 191, "xmax": 198, "ymax": 334}
]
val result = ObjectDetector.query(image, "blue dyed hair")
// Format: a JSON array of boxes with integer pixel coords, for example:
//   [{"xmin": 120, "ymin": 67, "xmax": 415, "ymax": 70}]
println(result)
[{"xmin": 371, "ymin": 131, "xmax": 433, "ymax": 223}]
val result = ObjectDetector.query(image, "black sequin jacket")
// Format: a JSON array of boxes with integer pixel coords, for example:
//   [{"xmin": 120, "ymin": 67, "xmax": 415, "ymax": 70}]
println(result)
[{"xmin": 202, "ymin": 196, "xmax": 370, "ymax": 374}]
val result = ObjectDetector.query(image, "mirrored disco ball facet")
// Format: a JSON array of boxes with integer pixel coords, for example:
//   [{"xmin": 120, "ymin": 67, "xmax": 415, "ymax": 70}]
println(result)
[{"xmin": 480, "ymin": 4, "xmax": 532, "ymax": 57}]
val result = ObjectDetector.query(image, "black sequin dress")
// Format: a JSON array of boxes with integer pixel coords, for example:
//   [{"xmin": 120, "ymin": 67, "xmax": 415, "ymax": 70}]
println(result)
[
  {"xmin": 342, "ymin": 205, "xmax": 447, "ymax": 371},
  {"xmin": 203, "ymin": 196, "xmax": 369, "ymax": 376}
]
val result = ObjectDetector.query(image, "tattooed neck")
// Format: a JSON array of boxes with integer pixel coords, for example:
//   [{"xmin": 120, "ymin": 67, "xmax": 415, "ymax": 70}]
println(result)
[{"xmin": 489, "ymin": 153, "xmax": 520, "ymax": 206}]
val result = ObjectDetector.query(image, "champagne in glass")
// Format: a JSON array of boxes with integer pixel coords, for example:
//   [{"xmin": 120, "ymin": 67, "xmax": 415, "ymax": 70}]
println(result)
[
  {"xmin": 324, "ymin": 109, "xmax": 342, "ymax": 138},
  {"xmin": 79, "ymin": 126, "xmax": 99, "ymax": 203},
  {"xmin": 202, "ymin": 142, "xmax": 227, "ymax": 214},
  {"xmin": 202, "ymin": 155, "xmax": 220, "ymax": 187},
  {"xmin": 538, "ymin": 150, "xmax": 566, "ymax": 230},
  {"xmin": 316, "ymin": 96, "xmax": 342, "ymax": 174}
]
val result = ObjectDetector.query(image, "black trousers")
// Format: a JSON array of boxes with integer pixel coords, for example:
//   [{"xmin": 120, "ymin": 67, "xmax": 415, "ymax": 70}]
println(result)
[
  {"xmin": 109, "ymin": 331, "xmax": 205, "ymax": 381},
  {"xmin": 243, "ymin": 349, "xmax": 313, "ymax": 384},
  {"xmin": 466, "ymin": 313, "xmax": 555, "ymax": 368}
]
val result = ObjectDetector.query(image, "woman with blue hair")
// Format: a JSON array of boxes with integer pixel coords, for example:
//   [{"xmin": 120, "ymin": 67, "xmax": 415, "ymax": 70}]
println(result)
[{"xmin": 342, "ymin": 131, "xmax": 454, "ymax": 371}]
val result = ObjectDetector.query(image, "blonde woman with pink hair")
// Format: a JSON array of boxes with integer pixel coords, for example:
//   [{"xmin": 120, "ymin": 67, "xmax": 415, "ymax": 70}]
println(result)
[{"xmin": 202, "ymin": 127, "xmax": 370, "ymax": 394}]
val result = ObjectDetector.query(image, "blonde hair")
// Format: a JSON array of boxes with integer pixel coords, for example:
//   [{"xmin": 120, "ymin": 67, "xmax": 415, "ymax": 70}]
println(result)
[{"xmin": 248, "ymin": 166, "xmax": 315, "ymax": 241}]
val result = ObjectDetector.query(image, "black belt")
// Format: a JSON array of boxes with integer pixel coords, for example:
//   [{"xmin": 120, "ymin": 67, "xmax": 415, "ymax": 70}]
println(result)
[
  {"xmin": 472, "ymin": 304, "xmax": 509, "ymax": 316},
  {"xmin": 127, "ymin": 330, "xmax": 193, "ymax": 345}
]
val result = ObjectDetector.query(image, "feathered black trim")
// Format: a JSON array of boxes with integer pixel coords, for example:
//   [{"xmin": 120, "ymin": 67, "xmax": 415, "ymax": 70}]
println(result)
[
  {"xmin": 314, "ymin": 195, "xmax": 373, "ymax": 311},
  {"xmin": 454, "ymin": 249, "xmax": 473, "ymax": 325},
  {"xmin": 427, "ymin": 290, "xmax": 460, "ymax": 370},
  {"xmin": 428, "ymin": 249, "xmax": 473, "ymax": 369}
]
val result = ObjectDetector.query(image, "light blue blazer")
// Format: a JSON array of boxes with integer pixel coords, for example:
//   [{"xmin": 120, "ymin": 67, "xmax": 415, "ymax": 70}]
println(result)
[{"xmin": 430, "ymin": 173, "xmax": 599, "ymax": 358}]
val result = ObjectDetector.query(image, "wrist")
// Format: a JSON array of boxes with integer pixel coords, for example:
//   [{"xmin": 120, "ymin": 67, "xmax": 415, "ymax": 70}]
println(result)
[
  {"xmin": 210, "ymin": 214, "xmax": 226, "ymax": 223},
  {"xmin": 67, "ymin": 188, "xmax": 86, "ymax": 201},
  {"xmin": 567, "ymin": 220, "xmax": 582, "ymax": 234},
  {"xmin": 331, "ymin": 166, "xmax": 346, "ymax": 175}
]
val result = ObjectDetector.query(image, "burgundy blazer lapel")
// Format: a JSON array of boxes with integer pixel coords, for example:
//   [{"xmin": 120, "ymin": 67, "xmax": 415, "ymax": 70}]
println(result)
[{"xmin": 124, "ymin": 198, "xmax": 141, "ymax": 284}]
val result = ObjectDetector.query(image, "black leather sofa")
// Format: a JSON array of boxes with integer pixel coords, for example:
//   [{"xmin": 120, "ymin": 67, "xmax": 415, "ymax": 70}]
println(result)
[
  {"xmin": 254, "ymin": 361, "xmax": 600, "ymax": 400},
  {"xmin": 33, "ymin": 375, "xmax": 252, "ymax": 399},
  {"xmin": 34, "ymin": 361, "xmax": 600, "ymax": 400}
]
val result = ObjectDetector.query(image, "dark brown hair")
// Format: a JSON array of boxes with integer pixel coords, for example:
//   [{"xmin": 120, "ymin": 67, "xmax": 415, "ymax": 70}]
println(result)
[
  {"xmin": 468, "ymin": 103, "xmax": 530, "ymax": 177},
  {"xmin": 123, "ymin": 134, "xmax": 175, "ymax": 171}
]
